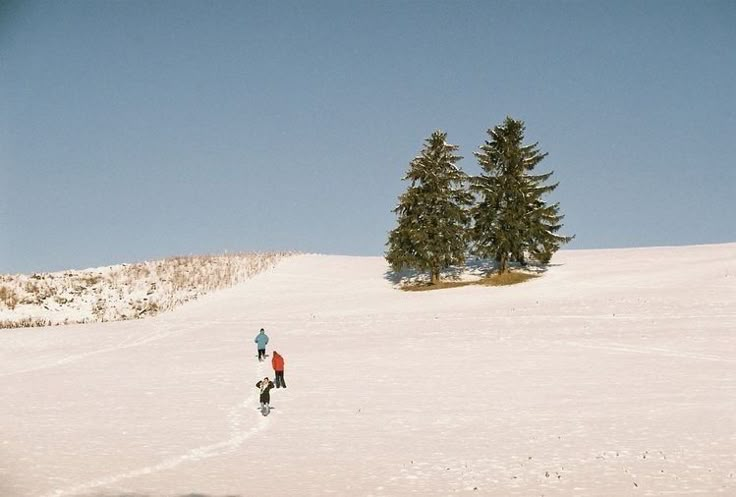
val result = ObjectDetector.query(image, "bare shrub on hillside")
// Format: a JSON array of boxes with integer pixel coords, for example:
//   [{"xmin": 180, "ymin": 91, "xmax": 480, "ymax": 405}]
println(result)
[
  {"xmin": 0, "ymin": 286, "xmax": 19, "ymax": 310},
  {"xmin": 54, "ymin": 295, "xmax": 71, "ymax": 305},
  {"xmin": 0, "ymin": 251, "xmax": 291, "ymax": 329},
  {"xmin": 0, "ymin": 317, "xmax": 51, "ymax": 328},
  {"xmin": 81, "ymin": 274, "xmax": 103, "ymax": 287},
  {"xmin": 92, "ymin": 298, "xmax": 107, "ymax": 321}
]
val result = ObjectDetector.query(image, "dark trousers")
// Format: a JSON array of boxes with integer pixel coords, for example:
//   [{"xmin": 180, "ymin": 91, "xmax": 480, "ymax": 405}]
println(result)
[
  {"xmin": 258, "ymin": 348, "xmax": 266, "ymax": 361},
  {"xmin": 274, "ymin": 370, "xmax": 286, "ymax": 388}
]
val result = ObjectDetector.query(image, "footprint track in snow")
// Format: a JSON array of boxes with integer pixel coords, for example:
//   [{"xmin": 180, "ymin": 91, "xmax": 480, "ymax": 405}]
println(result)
[{"xmin": 38, "ymin": 355, "xmax": 270, "ymax": 497}]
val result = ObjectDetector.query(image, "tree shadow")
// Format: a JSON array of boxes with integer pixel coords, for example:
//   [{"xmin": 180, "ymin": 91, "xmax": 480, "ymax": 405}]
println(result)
[
  {"xmin": 384, "ymin": 266, "xmax": 420, "ymax": 285},
  {"xmin": 384, "ymin": 257, "xmax": 551, "ymax": 285}
]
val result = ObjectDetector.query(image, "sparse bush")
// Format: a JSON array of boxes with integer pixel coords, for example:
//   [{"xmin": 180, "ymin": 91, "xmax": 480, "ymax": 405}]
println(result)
[
  {"xmin": 54, "ymin": 295, "xmax": 71, "ymax": 305},
  {"xmin": 24, "ymin": 281, "xmax": 39, "ymax": 295},
  {"xmin": 82, "ymin": 275, "xmax": 102, "ymax": 287},
  {"xmin": 0, "ymin": 252, "xmax": 291, "ymax": 328},
  {"xmin": 71, "ymin": 280, "xmax": 87, "ymax": 293},
  {"xmin": 92, "ymin": 298, "xmax": 107, "ymax": 321},
  {"xmin": 0, "ymin": 286, "xmax": 19, "ymax": 310},
  {"xmin": 0, "ymin": 317, "xmax": 51, "ymax": 328}
]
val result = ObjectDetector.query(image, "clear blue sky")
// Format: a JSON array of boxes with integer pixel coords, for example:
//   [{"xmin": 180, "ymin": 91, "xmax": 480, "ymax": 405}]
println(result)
[{"xmin": 2, "ymin": 1, "xmax": 734, "ymax": 273}]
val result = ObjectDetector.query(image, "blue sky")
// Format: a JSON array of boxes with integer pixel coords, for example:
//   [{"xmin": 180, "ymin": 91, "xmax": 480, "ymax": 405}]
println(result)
[{"xmin": 2, "ymin": 1, "xmax": 734, "ymax": 273}]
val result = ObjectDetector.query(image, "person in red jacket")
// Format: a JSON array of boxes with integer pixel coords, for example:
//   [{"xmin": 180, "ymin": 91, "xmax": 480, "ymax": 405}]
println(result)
[{"xmin": 272, "ymin": 351, "xmax": 286, "ymax": 388}]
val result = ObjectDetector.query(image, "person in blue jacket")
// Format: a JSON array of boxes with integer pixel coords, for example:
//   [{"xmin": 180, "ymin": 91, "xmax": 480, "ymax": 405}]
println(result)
[{"xmin": 254, "ymin": 328, "xmax": 269, "ymax": 361}]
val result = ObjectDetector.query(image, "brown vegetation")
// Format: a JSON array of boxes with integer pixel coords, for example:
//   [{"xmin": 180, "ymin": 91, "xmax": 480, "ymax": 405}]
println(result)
[
  {"xmin": 0, "ymin": 252, "xmax": 291, "ymax": 328},
  {"xmin": 0, "ymin": 286, "xmax": 19, "ymax": 310},
  {"xmin": 401, "ymin": 270, "xmax": 539, "ymax": 292}
]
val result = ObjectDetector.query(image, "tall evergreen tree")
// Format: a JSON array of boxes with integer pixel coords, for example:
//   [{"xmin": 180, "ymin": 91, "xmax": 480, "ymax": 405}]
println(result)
[
  {"xmin": 471, "ymin": 117, "xmax": 573, "ymax": 272},
  {"xmin": 386, "ymin": 131, "xmax": 472, "ymax": 284}
]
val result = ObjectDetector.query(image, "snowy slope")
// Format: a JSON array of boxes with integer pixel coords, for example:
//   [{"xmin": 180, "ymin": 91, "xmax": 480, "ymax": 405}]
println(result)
[
  {"xmin": 1, "ymin": 243, "xmax": 734, "ymax": 497},
  {"xmin": 0, "ymin": 253, "xmax": 288, "ymax": 328}
]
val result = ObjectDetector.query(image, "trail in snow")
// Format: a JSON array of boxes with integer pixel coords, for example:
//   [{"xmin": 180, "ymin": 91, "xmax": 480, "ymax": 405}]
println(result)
[
  {"xmin": 0, "ymin": 320, "xmax": 201, "ymax": 378},
  {"xmin": 39, "ymin": 356, "xmax": 270, "ymax": 497}
]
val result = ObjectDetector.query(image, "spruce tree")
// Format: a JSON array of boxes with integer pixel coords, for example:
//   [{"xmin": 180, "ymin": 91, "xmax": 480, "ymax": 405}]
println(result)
[
  {"xmin": 471, "ymin": 117, "xmax": 572, "ymax": 272},
  {"xmin": 386, "ymin": 131, "xmax": 472, "ymax": 284}
]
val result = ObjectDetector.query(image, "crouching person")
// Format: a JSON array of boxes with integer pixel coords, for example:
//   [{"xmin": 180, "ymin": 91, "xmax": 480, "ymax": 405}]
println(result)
[{"xmin": 256, "ymin": 376, "xmax": 275, "ymax": 409}]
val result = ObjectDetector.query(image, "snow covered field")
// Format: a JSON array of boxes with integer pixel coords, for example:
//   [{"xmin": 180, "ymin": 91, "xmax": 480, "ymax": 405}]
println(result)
[{"xmin": 1, "ymin": 243, "xmax": 734, "ymax": 497}]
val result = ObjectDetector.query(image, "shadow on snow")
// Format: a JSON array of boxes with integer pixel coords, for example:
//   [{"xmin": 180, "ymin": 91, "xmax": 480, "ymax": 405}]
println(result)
[{"xmin": 384, "ymin": 257, "xmax": 551, "ymax": 285}]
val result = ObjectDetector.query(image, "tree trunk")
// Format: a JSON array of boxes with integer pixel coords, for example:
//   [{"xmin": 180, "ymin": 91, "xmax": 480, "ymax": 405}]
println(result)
[
  {"xmin": 430, "ymin": 268, "xmax": 440, "ymax": 285},
  {"xmin": 498, "ymin": 255, "xmax": 508, "ymax": 274}
]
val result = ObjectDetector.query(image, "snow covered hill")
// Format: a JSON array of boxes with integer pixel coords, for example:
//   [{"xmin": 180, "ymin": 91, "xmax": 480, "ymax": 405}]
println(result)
[
  {"xmin": 1, "ymin": 243, "xmax": 734, "ymax": 497},
  {"xmin": 0, "ymin": 252, "xmax": 289, "ymax": 328}
]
